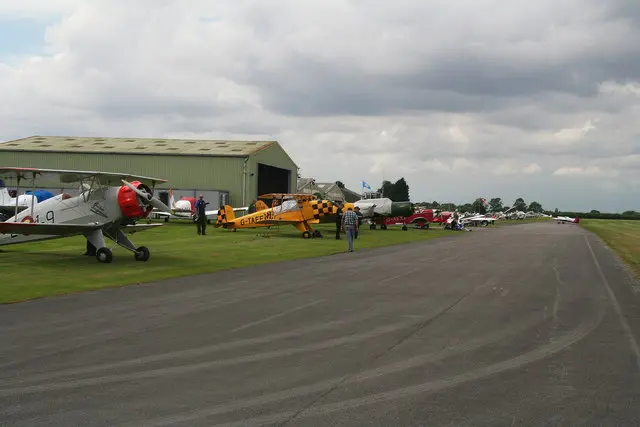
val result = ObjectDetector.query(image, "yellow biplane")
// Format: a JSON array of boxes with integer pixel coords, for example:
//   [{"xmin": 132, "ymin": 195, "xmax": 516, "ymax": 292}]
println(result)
[{"xmin": 215, "ymin": 193, "xmax": 336, "ymax": 238}]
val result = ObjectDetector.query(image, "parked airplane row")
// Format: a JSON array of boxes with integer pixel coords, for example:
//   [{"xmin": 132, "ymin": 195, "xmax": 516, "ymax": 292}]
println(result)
[{"xmin": 0, "ymin": 167, "xmax": 583, "ymax": 263}]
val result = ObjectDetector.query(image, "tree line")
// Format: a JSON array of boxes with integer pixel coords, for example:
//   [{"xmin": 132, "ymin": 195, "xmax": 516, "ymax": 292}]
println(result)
[{"xmin": 332, "ymin": 177, "xmax": 639, "ymax": 220}]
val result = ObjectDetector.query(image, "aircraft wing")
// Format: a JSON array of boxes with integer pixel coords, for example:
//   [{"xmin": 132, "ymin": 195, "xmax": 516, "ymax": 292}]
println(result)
[
  {"xmin": 121, "ymin": 223, "xmax": 164, "ymax": 233},
  {"xmin": 205, "ymin": 207, "xmax": 248, "ymax": 216},
  {"xmin": 0, "ymin": 167, "xmax": 167, "ymax": 187},
  {"xmin": 0, "ymin": 222, "xmax": 103, "ymax": 236},
  {"xmin": 259, "ymin": 219, "xmax": 306, "ymax": 225},
  {"xmin": 259, "ymin": 193, "xmax": 317, "ymax": 202}
]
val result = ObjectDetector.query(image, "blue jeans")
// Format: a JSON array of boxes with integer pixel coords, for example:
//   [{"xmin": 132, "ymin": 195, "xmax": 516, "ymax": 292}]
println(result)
[{"xmin": 345, "ymin": 225, "xmax": 356, "ymax": 251}]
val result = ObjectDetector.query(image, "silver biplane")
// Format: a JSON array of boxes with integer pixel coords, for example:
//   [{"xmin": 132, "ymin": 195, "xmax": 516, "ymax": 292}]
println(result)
[{"xmin": 0, "ymin": 167, "xmax": 171, "ymax": 263}]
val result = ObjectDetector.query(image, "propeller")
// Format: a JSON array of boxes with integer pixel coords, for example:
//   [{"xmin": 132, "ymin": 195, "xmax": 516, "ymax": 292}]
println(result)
[{"xmin": 121, "ymin": 179, "xmax": 171, "ymax": 213}]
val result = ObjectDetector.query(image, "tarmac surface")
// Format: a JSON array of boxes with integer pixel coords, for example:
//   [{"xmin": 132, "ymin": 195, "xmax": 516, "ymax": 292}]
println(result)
[{"xmin": 2, "ymin": 221, "xmax": 640, "ymax": 426}]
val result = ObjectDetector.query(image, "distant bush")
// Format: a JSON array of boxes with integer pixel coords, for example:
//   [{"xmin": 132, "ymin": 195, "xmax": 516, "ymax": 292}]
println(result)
[{"xmin": 555, "ymin": 211, "xmax": 640, "ymax": 220}]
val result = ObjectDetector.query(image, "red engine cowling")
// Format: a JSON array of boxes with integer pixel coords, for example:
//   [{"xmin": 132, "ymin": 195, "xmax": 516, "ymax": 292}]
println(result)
[{"xmin": 117, "ymin": 181, "xmax": 154, "ymax": 219}]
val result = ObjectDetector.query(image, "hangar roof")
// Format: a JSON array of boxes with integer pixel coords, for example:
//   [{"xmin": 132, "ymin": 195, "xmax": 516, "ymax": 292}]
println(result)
[{"xmin": 0, "ymin": 136, "xmax": 277, "ymax": 157}]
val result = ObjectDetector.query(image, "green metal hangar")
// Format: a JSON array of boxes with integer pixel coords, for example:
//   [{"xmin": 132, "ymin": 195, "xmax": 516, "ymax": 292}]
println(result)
[{"xmin": 0, "ymin": 136, "xmax": 299, "ymax": 208}]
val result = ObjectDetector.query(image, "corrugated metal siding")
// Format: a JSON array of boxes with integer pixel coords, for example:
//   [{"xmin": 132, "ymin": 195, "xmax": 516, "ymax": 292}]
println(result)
[
  {"xmin": 246, "ymin": 144, "xmax": 298, "ymax": 203},
  {"xmin": 0, "ymin": 152, "xmax": 248, "ymax": 206}
]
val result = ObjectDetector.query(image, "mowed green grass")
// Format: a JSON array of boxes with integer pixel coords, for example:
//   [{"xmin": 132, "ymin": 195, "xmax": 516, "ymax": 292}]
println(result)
[
  {"xmin": 0, "ymin": 221, "xmax": 458, "ymax": 303},
  {"xmin": 581, "ymin": 219, "xmax": 640, "ymax": 277}
]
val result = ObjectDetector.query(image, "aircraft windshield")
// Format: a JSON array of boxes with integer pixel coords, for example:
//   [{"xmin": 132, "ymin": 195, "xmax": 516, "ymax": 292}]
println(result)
[{"xmin": 272, "ymin": 199, "xmax": 299, "ymax": 215}]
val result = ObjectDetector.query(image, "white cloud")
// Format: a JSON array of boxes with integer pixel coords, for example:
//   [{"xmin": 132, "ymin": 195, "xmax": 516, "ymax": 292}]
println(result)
[
  {"xmin": 522, "ymin": 163, "xmax": 542, "ymax": 174},
  {"xmin": 0, "ymin": 0, "xmax": 639, "ymax": 211},
  {"xmin": 552, "ymin": 166, "xmax": 618, "ymax": 177}
]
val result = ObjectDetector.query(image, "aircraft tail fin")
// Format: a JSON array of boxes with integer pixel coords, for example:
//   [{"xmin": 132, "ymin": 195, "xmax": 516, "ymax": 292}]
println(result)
[
  {"xmin": 216, "ymin": 205, "xmax": 236, "ymax": 227},
  {"xmin": 255, "ymin": 200, "xmax": 269, "ymax": 211}
]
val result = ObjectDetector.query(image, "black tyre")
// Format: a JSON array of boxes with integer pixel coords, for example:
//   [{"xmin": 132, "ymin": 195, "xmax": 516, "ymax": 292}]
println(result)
[
  {"xmin": 96, "ymin": 247, "xmax": 113, "ymax": 263},
  {"xmin": 134, "ymin": 246, "xmax": 150, "ymax": 262}
]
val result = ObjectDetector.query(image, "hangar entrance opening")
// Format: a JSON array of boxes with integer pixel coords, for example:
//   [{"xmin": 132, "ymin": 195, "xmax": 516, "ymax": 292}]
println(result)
[{"xmin": 257, "ymin": 163, "xmax": 291, "ymax": 197}]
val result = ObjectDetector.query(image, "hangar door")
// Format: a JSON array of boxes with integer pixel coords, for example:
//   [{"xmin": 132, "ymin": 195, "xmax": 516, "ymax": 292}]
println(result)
[{"xmin": 257, "ymin": 163, "xmax": 291, "ymax": 196}]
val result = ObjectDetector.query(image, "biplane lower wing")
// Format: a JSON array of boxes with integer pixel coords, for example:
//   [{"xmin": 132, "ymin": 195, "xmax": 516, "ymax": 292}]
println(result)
[
  {"xmin": 122, "ymin": 223, "xmax": 164, "ymax": 233},
  {"xmin": 0, "ymin": 222, "xmax": 103, "ymax": 236},
  {"xmin": 259, "ymin": 219, "xmax": 304, "ymax": 225}
]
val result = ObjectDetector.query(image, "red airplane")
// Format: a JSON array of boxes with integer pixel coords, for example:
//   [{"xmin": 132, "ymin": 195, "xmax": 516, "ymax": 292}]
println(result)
[{"xmin": 383, "ymin": 208, "xmax": 453, "ymax": 229}]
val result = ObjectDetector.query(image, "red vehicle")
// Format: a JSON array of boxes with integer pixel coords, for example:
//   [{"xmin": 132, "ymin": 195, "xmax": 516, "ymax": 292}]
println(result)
[{"xmin": 383, "ymin": 208, "xmax": 453, "ymax": 229}]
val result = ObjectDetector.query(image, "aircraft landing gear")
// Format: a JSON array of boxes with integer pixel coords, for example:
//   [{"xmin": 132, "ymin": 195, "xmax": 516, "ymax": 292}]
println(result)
[
  {"xmin": 302, "ymin": 231, "xmax": 312, "ymax": 239},
  {"xmin": 96, "ymin": 247, "xmax": 113, "ymax": 263},
  {"xmin": 134, "ymin": 246, "xmax": 150, "ymax": 262}
]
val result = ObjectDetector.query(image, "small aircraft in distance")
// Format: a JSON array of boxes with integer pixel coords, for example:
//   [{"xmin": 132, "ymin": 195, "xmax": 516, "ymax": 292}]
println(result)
[
  {"xmin": 556, "ymin": 215, "xmax": 580, "ymax": 224},
  {"xmin": 152, "ymin": 188, "xmax": 247, "ymax": 223},
  {"xmin": 0, "ymin": 167, "xmax": 171, "ymax": 263},
  {"xmin": 216, "ymin": 193, "xmax": 336, "ymax": 238}
]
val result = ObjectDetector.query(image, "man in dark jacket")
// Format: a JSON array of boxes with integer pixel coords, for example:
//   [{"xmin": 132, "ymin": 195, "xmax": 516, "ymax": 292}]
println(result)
[
  {"xmin": 335, "ymin": 203, "xmax": 343, "ymax": 240},
  {"xmin": 195, "ymin": 194, "xmax": 209, "ymax": 235}
]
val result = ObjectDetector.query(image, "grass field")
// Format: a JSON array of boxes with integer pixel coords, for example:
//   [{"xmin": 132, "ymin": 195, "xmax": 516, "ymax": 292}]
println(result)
[
  {"xmin": 581, "ymin": 219, "xmax": 640, "ymax": 277},
  {"xmin": 0, "ymin": 221, "xmax": 462, "ymax": 304}
]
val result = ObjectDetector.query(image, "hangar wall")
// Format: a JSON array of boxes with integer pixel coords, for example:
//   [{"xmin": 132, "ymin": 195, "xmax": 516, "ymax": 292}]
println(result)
[{"xmin": 0, "ymin": 138, "xmax": 299, "ymax": 208}]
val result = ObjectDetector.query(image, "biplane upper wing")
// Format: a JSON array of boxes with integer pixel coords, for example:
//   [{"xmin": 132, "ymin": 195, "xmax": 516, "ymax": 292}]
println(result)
[
  {"xmin": 0, "ymin": 167, "xmax": 167, "ymax": 186},
  {"xmin": 259, "ymin": 193, "xmax": 317, "ymax": 202},
  {"xmin": 0, "ymin": 221, "xmax": 103, "ymax": 236}
]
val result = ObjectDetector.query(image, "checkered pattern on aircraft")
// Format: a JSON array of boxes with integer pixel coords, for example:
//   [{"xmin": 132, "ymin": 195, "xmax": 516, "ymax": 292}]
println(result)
[
  {"xmin": 310, "ymin": 200, "xmax": 334, "ymax": 219},
  {"xmin": 217, "ymin": 209, "xmax": 226, "ymax": 225}
]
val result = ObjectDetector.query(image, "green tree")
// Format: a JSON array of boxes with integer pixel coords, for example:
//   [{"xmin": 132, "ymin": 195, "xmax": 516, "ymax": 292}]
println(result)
[
  {"xmin": 528, "ymin": 201, "xmax": 543, "ymax": 212},
  {"xmin": 432, "ymin": 200, "xmax": 440, "ymax": 208},
  {"xmin": 393, "ymin": 177, "xmax": 410, "ymax": 201},
  {"xmin": 514, "ymin": 197, "xmax": 527, "ymax": 211},
  {"xmin": 458, "ymin": 203, "xmax": 473, "ymax": 213},
  {"xmin": 471, "ymin": 198, "xmax": 488, "ymax": 214},
  {"xmin": 488, "ymin": 197, "xmax": 503, "ymax": 212},
  {"xmin": 377, "ymin": 180, "xmax": 394, "ymax": 199}
]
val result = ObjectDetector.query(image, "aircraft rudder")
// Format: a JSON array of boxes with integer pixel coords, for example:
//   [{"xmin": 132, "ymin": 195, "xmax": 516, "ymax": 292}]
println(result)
[{"xmin": 216, "ymin": 204, "xmax": 236, "ymax": 227}]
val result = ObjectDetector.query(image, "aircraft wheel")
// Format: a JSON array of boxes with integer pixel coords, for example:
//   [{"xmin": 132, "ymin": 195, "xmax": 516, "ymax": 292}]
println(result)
[
  {"xmin": 381, "ymin": 224, "xmax": 387, "ymax": 230},
  {"xmin": 134, "ymin": 246, "xmax": 150, "ymax": 262},
  {"xmin": 164, "ymin": 217, "xmax": 169, "ymax": 223},
  {"xmin": 481, "ymin": 220, "xmax": 488, "ymax": 227},
  {"xmin": 96, "ymin": 247, "xmax": 113, "ymax": 263},
  {"xmin": 370, "ymin": 224, "xmax": 376, "ymax": 230},
  {"xmin": 302, "ymin": 231, "xmax": 312, "ymax": 239},
  {"xmin": 312, "ymin": 230, "xmax": 322, "ymax": 238},
  {"xmin": 402, "ymin": 225, "xmax": 408, "ymax": 231}
]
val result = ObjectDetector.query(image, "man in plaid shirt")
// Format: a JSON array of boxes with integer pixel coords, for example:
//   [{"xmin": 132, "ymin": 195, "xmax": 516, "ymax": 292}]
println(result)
[{"xmin": 341, "ymin": 206, "xmax": 359, "ymax": 252}]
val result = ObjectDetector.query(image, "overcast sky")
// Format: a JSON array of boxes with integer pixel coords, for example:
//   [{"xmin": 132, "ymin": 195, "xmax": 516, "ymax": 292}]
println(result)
[{"xmin": 0, "ymin": 1, "xmax": 638, "ymax": 212}]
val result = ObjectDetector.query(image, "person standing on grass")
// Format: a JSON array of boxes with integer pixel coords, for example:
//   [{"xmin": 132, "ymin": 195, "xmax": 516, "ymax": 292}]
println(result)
[
  {"xmin": 341, "ymin": 206, "xmax": 359, "ymax": 252},
  {"xmin": 195, "ymin": 194, "xmax": 209, "ymax": 235},
  {"xmin": 335, "ymin": 203, "xmax": 343, "ymax": 240}
]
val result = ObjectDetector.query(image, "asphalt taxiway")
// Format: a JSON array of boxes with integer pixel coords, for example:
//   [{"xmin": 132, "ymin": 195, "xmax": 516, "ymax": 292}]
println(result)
[{"xmin": 1, "ymin": 222, "xmax": 640, "ymax": 426}]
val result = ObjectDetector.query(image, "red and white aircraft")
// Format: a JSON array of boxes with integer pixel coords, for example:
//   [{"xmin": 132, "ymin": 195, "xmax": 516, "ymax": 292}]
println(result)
[
  {"xmin": 0, "ymin": 167, "xmax": 171, "ymax": 263},
  {"xmin": 556, "ymin": 215, "xmax": 580, "ymax": 224},
  {"xmin": 152, "ymin": 188, "xmax": 247, "ymax": 222}
]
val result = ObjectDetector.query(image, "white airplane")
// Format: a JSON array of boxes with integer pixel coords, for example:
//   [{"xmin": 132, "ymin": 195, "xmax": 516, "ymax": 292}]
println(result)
[
  {"xmin": 152, "ymin": 189, "xmax": 248, "ymax": 222},
  {"xmin": 0, "ymin": 167, "xmax": 171, "ymax": 263},
  {"xmin": 0, "ymin": 183, "xmax": 38, "ymax": 219},
  {"xmin": 556, "ymin": 215, "xmax": 580, "ymax": 224}
]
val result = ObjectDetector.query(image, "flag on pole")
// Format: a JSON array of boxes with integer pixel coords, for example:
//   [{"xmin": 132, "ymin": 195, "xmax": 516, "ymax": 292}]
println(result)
[{"xmin": 362, "ymin": 181, "xmax": 372, "ymax": 190}]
